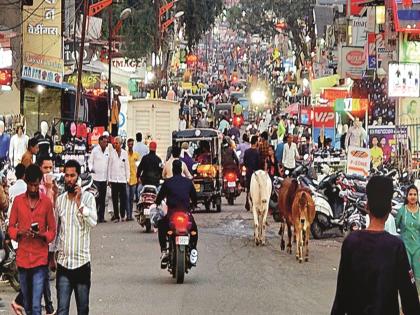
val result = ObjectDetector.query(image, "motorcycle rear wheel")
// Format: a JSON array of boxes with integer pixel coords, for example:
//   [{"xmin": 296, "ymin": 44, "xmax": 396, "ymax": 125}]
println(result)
[
  {"xmin": 8, "ymin": 273, "xmax": 20, "ymax": 292},
  {"xmin": 145, "ymin": 219, "xmax": 152, "ymax": 233},
  {"xmin": 175, "ymin": 246, "xmax": 185, "ymax": 284},
  {"xmin": 227, "ymin": 195, "xmax": 234, "ymax": 205},
  {"xmin": 311, "ymin": 214, "xmax": 327, "ymax": 239}
]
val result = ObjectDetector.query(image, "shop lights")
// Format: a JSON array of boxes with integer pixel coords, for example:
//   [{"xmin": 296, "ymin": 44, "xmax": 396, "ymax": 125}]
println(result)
[{"xmin": 37, "ymin": 85, "xmax": 45, "ymax": 93}]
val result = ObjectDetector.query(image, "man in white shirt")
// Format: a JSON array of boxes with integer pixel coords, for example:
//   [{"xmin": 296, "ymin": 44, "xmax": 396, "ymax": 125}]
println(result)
[
  {"xmin": 88, "ymin": 135, "xmax": 109, "ymax": 223},
  {"xmin": 162, "ymin": 146, "xmax": 192, "ymax": 179},
  {"xmin": 133, "ymin": 132, "xmax": 149, "ymax": 159},
  {"xmin": 108, "ymin": 136, "xmax": 130, "ymax": 222},
  {"xmin": 282, "ymin": 134, "xmax": 300, "ymax": 175}
]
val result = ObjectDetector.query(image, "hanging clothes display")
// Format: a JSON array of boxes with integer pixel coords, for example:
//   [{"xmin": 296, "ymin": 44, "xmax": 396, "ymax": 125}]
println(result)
[
  {"xmin": 34, "ymin": 132, "xmax": 53, "ymax": 158},
  {"xmin": 9, "ymin": 133, "xmax": 29, "ymax": 167},
  {"xmin": 110, "ymin": 97, "xmax": 120, "ymax": 137}
]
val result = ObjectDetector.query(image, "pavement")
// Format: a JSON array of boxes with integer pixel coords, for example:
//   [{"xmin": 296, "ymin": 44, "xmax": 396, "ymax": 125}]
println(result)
[{"xmin": 0, "ymin": 194, "xmax": 342, "ymax": 315}]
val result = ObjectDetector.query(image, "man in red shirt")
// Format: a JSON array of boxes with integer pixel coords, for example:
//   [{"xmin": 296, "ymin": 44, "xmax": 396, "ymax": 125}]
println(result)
[{"xmin": 8, "ymin": 164, "xmax": 56, "ymax": 315}]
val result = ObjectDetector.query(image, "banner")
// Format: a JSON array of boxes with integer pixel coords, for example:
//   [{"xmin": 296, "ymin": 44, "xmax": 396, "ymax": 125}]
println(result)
[
  {"xmin": 352, "ymin": 17, "xmax": 367, "ymax": 47},
  {"xmin": 388, "ymin": 63, "xmax": 420, "ymax": 97},
  {"xmin": 313, "ymin": 106, "xmax": 335, "ymax": 128},
  {"xmin": 368, "ymin": 126, "xmax": 396, "ymax": 167},
  {"xmin": 347, "ymin": 0, "xmax": 367, "ymax": 16},
  {"xmin": 399, "ymin": 98, "xmax": 420, "ymax": 124},
  {"xmin": 367, "ymin": 33, "xmax": 395, "ymax": 69},
  {"xmin": 22, "ymin": 0, "xmax": 63, "ymax": 87},
  {"xmin": 340, "ymin": 46, "xmax": 366, "ymax": 79},
  {"xmin": 347, "ymin": 146, "xmax": 371, "ymax": 176}
]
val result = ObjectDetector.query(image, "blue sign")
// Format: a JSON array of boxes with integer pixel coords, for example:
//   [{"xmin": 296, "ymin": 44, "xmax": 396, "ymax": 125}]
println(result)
[{"xmin": 368, "ymin": 56, "xmax": 376, "ymax": 70}]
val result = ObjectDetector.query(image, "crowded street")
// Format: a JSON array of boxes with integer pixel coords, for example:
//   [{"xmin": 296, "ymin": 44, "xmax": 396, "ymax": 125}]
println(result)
[
  {"xmin": 1, "ymin": 0, "xmax": 420, "ymax": 314},
  {"xmin": 1, "ymin": 196, "xmax": 342, "ymax": 315}
]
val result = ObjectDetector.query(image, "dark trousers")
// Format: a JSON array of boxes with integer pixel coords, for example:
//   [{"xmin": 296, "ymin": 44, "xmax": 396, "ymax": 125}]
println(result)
[
  {"xmin": 110, "ymin": 182, "xmax": 127, "ymax": 219},
  {"xmin": 157, "ymin": 213, "xmax": 198, "ymax": 251},
  {"xmin": 56, "ymin": 263, "xmax": 91, "ymax": 315},
  {"xmin": 94, "ymin": 181, "xmax": 107, "ymax": 222}
]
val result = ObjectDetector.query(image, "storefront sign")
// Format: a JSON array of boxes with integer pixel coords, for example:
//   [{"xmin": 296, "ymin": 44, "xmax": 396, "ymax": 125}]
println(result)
[
  {"xmin": 112, "ymin": 58, "xmax": 146, "ymax": 73},
  {"xmin": 313, "ymin": 107, "xmax": 335, "ymax": 128},
  {"xmin": 347, "ymin": 146, "xmax": 371, "ymax": 176},
  {"xmin": 22, "ymin": 0, "xmax": 63, "ymax": 87},
  {"xmin": 396, "ymin": 126, "xmax": 408, "ymax": 140},
  {"xmin": 367, "ymin": 33, "xmax": 394, "ymax": 69},
  {"xmin": 352, "ymin": 17, "xmax": 367, "ymax": 46},
  {"xmin": 334, "ymin": 98, "xmax": 368, "ymax": 112},
  {"xmin": 322, "ymin": 88, "xmax": 349, "ymax": 102},
  {"xmin": 0, "ymin": 69, "xmax": 12, "ymax": 86},
  {"xmin": 368, "ymin": 126, "xmax": 396, "ymax": 166},
  {"xmin": 65, "ymin": 73, "xmax": 100, "ymax": 89},
  {"xmin": 388, "ymin": 63, "xmax": 420, "ymax": 97},
  {"xmin": 399, "ymin": 36, "xmax": 420, "ymax": 63},
  {"xmin": 340, "ymin": 46, "xmax": 366, "ymax": 79},
  {"xmin": 0, "ymin": 48, "xmax": 12, "ymax": 68},
  {"xmin": 64, "ymin": 42, "xmax": 95, "ymax": 65}
]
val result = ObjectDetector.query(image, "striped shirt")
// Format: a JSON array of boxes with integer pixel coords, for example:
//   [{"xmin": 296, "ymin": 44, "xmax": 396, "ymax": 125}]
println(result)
[{"xmin": 55, "ymin": 191, "xmax": 97, "ymax": 269}]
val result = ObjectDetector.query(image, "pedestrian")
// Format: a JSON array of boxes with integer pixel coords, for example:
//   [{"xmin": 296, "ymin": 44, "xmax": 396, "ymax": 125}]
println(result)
[
  {"xmin": 88, "ymin": 135, "xmax": 109, "ymax": 223},
  {"xmin": 243, "ymin": 135, "xmax": 262, "ymax": 211},
  {"xmin": 8, "ymin": 164, "xmax": 56, "ymax": 315},
  {"xmin": 218, "ymin": 115, "xmax": 230, "ymax": 133},
  {"xmin": 258, "ymin": 131, "xmax": 270, "ymax": 162},
  {"xmin": 265, "ymin": 145, "xmax": 280, "ymax": 180},
  {"xmin": 275, "ymin": 136, "xmax": 285, "ymax": 170},
  {"xmin": 108, "ymin": 136, "xmax": 130, "ymax": 222},
  {"xmin": 126, "ymin": 138, "xmax": 140, "ymax": 221},
  {"xmin": 21, "ymin": 138, "xmax": 39, "ymax": 168},
  {"xmin": 133, "ymin": 132, "xmax": 149, "ymax": 158},
  {"xmin": 179, "ymin": 115, "xmax": 187, "ymax": 131},
  {"xmin": 331, "ymin": 176, "xmax": 420, "ymax": 315},
  {"xmin": 37, "ymin": 156, "xmax": 59, "ymax": 315},
  {"xmin": 53, "ymin": 160, "xmax": 97, "ymax": 315},
  {"xmin": 282, "ymin": 134, "xmax": 300, "ymax": 175},
  {"xmin": 396, "ymin": 185, "xmax": 420, "ymax": 293},
  {"xmin": 277, "ymin": 116, "xmax": 286, "ymax": 142},
  {"xmin": 236, "ymin": 134, "xmax": 250, "ymax": 165},
  {"xmin": 180, "ymin": 142, "xmax": 194, "ymax": 173}
]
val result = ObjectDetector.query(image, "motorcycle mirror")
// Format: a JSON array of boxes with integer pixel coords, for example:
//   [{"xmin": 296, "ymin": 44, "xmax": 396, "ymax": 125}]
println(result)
[
  {"xmin": 285, "ymin": 170, "xmax": 290, "ymax": 176},
  {"xmin": 159, "ymin": 179, "xmax": 164, "ymax": 185},
  {"xmin": 192, "ymin": 163, "xmax": 199, "ymax": 171}
]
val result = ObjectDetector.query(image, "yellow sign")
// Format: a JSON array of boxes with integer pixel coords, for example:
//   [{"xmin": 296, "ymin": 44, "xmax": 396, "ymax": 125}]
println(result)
[
  {"xmin": 66, "ymin": 73, "xmax": 100, "ymax": 89},
  {"xmin": 22, "ymin": 0, "xmax": 63, "ymax": 87},
  {"xmin": 182, "ymin": 82, "xmax": 192, "ymax": 90}
]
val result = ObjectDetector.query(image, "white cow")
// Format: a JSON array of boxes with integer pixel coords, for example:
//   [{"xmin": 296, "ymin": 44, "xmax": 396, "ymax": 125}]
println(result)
[{"xmin": 249, "ymin": 170, "xmax": 272, "ymax": 246}]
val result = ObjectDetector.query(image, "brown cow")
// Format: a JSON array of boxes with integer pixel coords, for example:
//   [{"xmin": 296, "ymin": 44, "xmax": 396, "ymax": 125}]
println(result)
[
  {"xmin": 292, "ymin": 187, "xmax": 315, "ymax": 263},
  {"xmin": 277, "ymin": 178, "xmax": 299, "ymax": 254}
]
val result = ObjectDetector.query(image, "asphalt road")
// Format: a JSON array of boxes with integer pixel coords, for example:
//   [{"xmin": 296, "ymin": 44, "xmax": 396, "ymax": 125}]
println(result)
[{"xmin": 0, "ymin": 194, "xmax": 342, "ymax": 315}]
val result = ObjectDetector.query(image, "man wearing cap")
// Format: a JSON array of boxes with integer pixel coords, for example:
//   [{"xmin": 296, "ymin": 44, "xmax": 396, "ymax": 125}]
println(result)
[{"xmin": 137, "ymin": 141, "xmax": 163, "ymax": 188}]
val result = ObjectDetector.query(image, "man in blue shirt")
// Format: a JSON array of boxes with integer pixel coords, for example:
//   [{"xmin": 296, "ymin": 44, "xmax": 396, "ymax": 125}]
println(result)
[{"xmin": 133, "ymin": 132, "xmax": 149, "ymax": 158}]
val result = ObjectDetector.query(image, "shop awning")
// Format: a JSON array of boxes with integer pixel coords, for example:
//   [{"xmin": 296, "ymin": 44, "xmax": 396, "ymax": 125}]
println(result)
[{"xmin": 392, "ymin": 0, "xmax": 420, "ymax": 33}]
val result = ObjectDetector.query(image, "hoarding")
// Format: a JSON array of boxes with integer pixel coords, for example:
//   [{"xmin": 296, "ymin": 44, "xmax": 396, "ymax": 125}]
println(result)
[
  {"xmin": 22, "ymin": 0, "xmax": 63, "ymax": 87},
  {"xmin": 340, "ymin": 46, "xmax": 366, "ymax": 79},
  {"xmin": 347, "ymin": 146, "xmax": 371, "ymax": 176},
  {"xmin": 388, "ymin": 63, "xmax": 420, "ymax": 97}
]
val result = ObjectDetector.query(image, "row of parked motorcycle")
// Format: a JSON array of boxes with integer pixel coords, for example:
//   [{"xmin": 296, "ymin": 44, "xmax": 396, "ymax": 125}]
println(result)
[{"xmin": 267, "ymin": 156, "xmax": 418, "ymax": 239}]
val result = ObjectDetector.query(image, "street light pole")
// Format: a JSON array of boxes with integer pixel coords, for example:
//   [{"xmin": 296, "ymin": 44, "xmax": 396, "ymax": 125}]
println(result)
[
  {"xmin": 108, "ymin": 5, "xmax": 112, "ymax": 121},
  {"xmin": 75, "ymin": 0, "xmax": 89, "ymax": 121}
]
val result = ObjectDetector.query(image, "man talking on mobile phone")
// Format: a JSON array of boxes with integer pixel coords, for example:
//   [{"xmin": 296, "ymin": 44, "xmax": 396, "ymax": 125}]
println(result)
[
  {"xmin": 53, "ymin": 160, "xmax": 97, "ymax": 315},
  {"xmin": 8, "ymin": 164, "xmax": 56, "ymax": 315}
]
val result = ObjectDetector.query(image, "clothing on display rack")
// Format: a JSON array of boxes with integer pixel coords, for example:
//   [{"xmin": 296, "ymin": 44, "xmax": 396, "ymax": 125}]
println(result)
[
  {"xmin": 34, "ymin": 132, "xmax": 53, "ymax": 158},
  {"xmin": 9, "ymin": 133, "xmax": 29, "ymax": 167}
]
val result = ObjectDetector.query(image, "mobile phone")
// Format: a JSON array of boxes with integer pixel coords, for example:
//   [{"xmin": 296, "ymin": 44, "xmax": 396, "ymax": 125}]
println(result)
[{"xmin": 31, "ymin": 222, "xmax": 39, "ymax": 232}]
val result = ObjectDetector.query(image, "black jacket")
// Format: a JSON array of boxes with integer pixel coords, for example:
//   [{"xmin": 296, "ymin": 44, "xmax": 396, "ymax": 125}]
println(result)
[
  {"xmin": 156, "ymin": 175, "xmax": 197, "ymax": 215},
  {"xmin": 137, "ymin": 151, "xmax": 162, "ymax": 187}
]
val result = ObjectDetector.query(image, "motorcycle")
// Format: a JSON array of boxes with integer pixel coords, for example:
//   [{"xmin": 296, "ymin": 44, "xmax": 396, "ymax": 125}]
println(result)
[
  {"xmin": 0, "ymin": 237, "xmax": 20, "ymax": 292},
  {"xmin": 166, "ymin": 212, "xmax": 195, "ymax": 284},
  {"xmin": 269, "ymin": 176, "xmax": 283, "ymax": 222},
  {"xmin": 232, "ymin": 114, "xmax": 244, "ymax": 128},
  {"xmin": 222, "ymin": 170, "xmax": 241, "ymax": 205},
  {"xmin": 136, "ymin": 185, "xmax": 157, "ymax": 232}
]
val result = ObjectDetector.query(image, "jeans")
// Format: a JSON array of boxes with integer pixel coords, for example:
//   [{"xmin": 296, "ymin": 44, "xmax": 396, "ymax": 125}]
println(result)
[
  {"xmin": 44, "ymin": 277, "xmax": 54, "ymax": 314},
  {"xmin": 94, "ymin": 181, "xmax": 107, "ymax": 222},
  {"xmin": 157, "ymin": 213, "xmax": 198, "ymax": 252},
  {"xmin": 126, "ymin": 184, "xmax": 136, "ymax": 219},
  {"xmin": 110, "ymin": 182, "xmax": 127, "ymax": 219},
  {"xmin": 18, "ymin": 265, "xmax": 48, "ymax": 315},
  {"xmin": 56, "ymin": 263, "xmax": 91, "ymax": 315}
]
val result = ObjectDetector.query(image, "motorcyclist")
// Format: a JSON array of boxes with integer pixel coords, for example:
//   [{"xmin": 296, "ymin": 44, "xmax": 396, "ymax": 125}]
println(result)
[
  {"xmin": 137, "ymin": 141, "xmax": 163, "ymax": 188},
  {"xmin": 233, "ymin": 99, "xmax": 243, "ymax": 127},
  {"xmin": 222, "ymin": 138, "xmax": 239, "ymax": 177},
  {"xmin": 155, "ymin": 160, "xmax": 198, "ymax": 268}
]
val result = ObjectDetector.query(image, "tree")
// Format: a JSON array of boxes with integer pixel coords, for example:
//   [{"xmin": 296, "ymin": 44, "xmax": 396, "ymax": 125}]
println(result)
[
  {"xmin": 227, "ymin": 0, "xmax": 315, "ymax": 67},
  {"xmin": 107, "ymin": 0, "xmax": 223, "ymax": 58}
]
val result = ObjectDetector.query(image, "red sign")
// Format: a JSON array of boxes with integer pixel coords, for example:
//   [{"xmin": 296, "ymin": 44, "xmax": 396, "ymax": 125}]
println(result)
[
  {"xmin": 348, "ymin": 0, "xmax": 367, "ymax": 16},
  {"xmin": 346, "ymin": 50, "xmax": 365, "ymax": 66},
  {"xmin": 0, "ymin": 69, "xmax": 12, "ymax": 86},
  {"xmin": 322, "ymin": 88, "xmax": 349, "ymax": 102},
  {"xmin": 314, "ymin": 107, "xmax": 335, "ymax": 128}
]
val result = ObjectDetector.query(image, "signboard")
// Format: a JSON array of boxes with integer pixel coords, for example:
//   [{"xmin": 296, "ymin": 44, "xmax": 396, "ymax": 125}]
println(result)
[
  {"xmin": 399, "ymin": 98, "xmax": 420, "ymax": 124},
  {"xmin": 340, "ymin": 46, "xmax": 366, "ymax": 79},
  {"xmin": 64, "ymin": 42, "xmax": 95, "ymax": 65},
  {"xmin": 388, "ymin": 63, "xmax": 420, "ymax": 97},
  {"xmin": 368, "ymin": 126, "xmax": 396, "ymax": 167},
  {"xmin": 396, "ymin": 126, "xmax": 408, "ymax": 140},
  {"xmin": 348, "ymin": 0, "xmax": 367, "ymax": 16},
  {"xmin": 399, "ymin": 36, "xmax": 420, "ymax": 63},
  {"xmin": 313, "ymin": 106, "xmax": 335, "ymax": 128},
  {"xmin": 352, "ymin": 17, "xmax": 367, "ymax": 47},
  {"xmin": 392, "ymin": 0, "xmax": 420, "ymax": 33},
  {"xmin": 367, "ymin": 32, "xmax": 394, "ymax": 69},
  {"xmin": 334, "ymin": 98, "xmax": 368, "ymax": 112},
  {"xmin": 322, "ymin": 88, "xmax": 349, "ymax": 102},
  {"xmin": 0, "ymin": 69, "xmax": 12, "ymax": 86},
  {"xmin": 22, "ymin": 0, "xmax": 63, "ymax": 87},
  {"xmin": 65, "ymin": 73, "xmax": 100, "ymax": 89},
  {"xmin": 0, "ymin": 48, "xmax": 12, "ymax": 68},
  {"xmin": 347, "ymin": 146, "xmax": 371, "ymax": 176},
  {"xmin": 313, "ymin": 127, "xmax": 335, "ymax": 148},
  {"xmin": 112, "ymin": 58, "xmax": 146, "ymax": 73}
]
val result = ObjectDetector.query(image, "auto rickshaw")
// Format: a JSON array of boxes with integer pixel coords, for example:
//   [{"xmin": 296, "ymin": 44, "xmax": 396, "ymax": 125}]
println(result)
[
  {"xmin": 172, "ymin": 129, "xmax": 223, "ymax": 212},
  {"xmin": 214, "ymin": 103, "xmax": 233, "ymax": 127}
]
